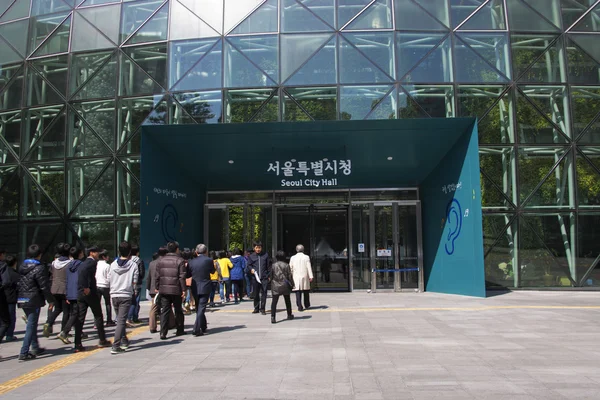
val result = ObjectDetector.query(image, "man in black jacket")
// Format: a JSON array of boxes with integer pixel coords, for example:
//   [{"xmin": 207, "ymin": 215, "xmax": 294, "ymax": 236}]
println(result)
[
  {"xmin": 246, "ymin": 241, "xmax": 271, "ymax": 315},
  {"xmin": 16, "ymin": 244, "xmax": 55, "ymax": 361},
  {"xmin": 187, "ymin": 244, "xmax": 215, "ymax": 336},
  {"xmin": 74, "ymin": 245, "xmax": 111, "ymax": 352},
  {"xmin": 147, "ymin": 247, "xmax": 167, "ymax": 333},
  {"xmin": 0, "ymin": 249, "xmax": 11, "ymax": 346},
  {"xmin": 155, "ymin": 241, "xmax": 186, "ymax": 339}
]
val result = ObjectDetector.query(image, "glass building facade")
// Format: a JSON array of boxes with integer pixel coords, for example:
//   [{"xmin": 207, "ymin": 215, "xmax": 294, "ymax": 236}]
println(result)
[{"xmin": 0, "ymin": 0, "xmax": 599, "ymax": 289}]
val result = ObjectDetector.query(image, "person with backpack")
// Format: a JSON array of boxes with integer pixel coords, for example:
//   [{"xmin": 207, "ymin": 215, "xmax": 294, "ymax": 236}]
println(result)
[
  {"xmin": 43, "ymin": 243, "xmax": 71, "ymax": 338},
  {"xmin": 16, "ymin": 244, "xmax": 56, "ymax": 361},
  {"xmin": 127, "ymin": 246, "xmax": 145, "ymax": 325}
]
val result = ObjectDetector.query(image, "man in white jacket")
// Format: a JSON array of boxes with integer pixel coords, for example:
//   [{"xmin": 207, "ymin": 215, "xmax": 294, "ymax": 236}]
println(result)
[
  {"xmin": 289, "ymin": 244, "xmax": 313, "ymax": 312},
  {"xmin": 95, "ymin": 250, "xmax": 113, "ymax": 327},
  {"xmin": 108, "ymin": 241, "xmax": 138, "ymax": 355}
]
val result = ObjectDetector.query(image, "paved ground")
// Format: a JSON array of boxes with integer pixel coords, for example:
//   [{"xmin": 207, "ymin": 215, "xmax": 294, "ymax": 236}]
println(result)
[{"xmin": 1, "ymin": 291, "xmax": 600, "ymax": 399}]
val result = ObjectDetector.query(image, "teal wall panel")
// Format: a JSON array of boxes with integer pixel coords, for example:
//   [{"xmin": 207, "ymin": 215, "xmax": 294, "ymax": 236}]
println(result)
[{"xmin": 422, "ymin": 121, "xmax": 486, "ymax": 297}]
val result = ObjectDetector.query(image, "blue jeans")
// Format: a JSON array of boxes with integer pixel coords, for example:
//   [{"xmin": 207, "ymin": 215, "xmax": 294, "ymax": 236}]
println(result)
[
  {"xmin": 245, "ymin": 275, "xmax": 252, "ymax": 297},
  {"xmin": 7, "ymin": 303, "xmax": 16, "ymax": 337},
  {"xmin": 219, "ymin": 279, "xmax": 231, "ymax": 301},
  {"xmin": 127, "ymin": 290, "xmax": 141, "ymax": 321},
  {"xmin": 21, "ymin": 307, "xmax": 41, "ymax": 356}
]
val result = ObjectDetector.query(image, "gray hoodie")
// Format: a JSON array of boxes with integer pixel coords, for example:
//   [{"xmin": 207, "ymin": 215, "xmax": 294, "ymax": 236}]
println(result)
[{"xmin": 108, "ymin": 258, "xmax": 139, "ymax": 298}]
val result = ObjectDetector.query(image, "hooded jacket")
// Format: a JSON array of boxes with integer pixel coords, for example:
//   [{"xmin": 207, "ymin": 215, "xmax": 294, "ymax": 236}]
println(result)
[
  {"xmin": 230, "ymin": 256, "xmax": 246, "ymax": 281},
  {"xmin": 131, "ymin": 255, "xmax": 145, "ymax": 289},
  {"xmin": 246, "ymin": 252, "xmax": 271, "ymax": 281},
  {"xmin": 95, "ymin": 260, "xmax": 110, "ymax": 289},
  {"xmin": 66, "ymin": 260, "xmax": 83, "ymax": 301},
  {"xmin": 17, "ymin": 259, "xmax": 55, "ymax": 309},
  {"xmin": 108, "ymin": 258, "xmax": 139, "ymax": 298},
  {"xmin": 50, "ymin": 256, "xmax": 71, "ymax": 295}
]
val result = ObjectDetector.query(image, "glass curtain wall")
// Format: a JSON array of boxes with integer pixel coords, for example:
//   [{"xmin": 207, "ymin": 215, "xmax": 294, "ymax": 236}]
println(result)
[{"xmin": 1, "ymin": 0, "xmax": 599, "ymax": 288}]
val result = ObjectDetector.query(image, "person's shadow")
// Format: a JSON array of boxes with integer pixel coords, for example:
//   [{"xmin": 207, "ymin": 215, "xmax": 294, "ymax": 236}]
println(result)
[
  {"xmin": 203, "ymin": 325, "xmax": 246, "ymax": 335},
  {"xmin": 306, "ymin": 305, "xmax": 328, "ymax": 310},
  {"xmin": 126, "ymin": 338, "xmax": 184, "ymax": 352}
]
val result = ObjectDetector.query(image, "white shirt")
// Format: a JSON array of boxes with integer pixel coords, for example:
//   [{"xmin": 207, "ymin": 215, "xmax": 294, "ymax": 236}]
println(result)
[{"xmin": 95, "ymin": 260, "xmax": 110, "ymax": 288}]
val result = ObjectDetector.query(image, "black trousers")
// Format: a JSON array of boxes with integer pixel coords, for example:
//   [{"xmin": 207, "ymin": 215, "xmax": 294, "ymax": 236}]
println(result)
[
  {"xmin": 193, "ymin": 294, "xmax": 209, "ymax": 334},
  {"xmin": 76, "ymin": 293, "xmax": 106, "ymax": 347},
  {"xmin": 0, "ymin": 294, "xmax": 9, "ymax": 344},
  {"xmin": 160, "ymin": 294, "xmax": 184, "ymax": 337},
  {"xmin": 46, "ymin": 294, "xmax": 70, "ymax": 332},
  {"xmin": 252, "ymin": 279, "xmax": 268, "ymax": 312},
  {"xmin": 295, "ymin": 290, "xmax": 311, "ymax": 310},
  {"xmin": 62, "ymin": 299, "xmax": 78, "ymax": 335},
  {"xmin": 271, "ymin": 294, "xmax": 292, "ymax": 318},
  {"xmin": 97, "ymin": 287, "xmax": 112, "ymax": 323}
]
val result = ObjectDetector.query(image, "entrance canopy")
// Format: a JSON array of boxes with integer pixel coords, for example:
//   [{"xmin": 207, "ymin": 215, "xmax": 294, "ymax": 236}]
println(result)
[{"xmin": 141, "ymin": 119, "xmax": 486, "ymax": 297}]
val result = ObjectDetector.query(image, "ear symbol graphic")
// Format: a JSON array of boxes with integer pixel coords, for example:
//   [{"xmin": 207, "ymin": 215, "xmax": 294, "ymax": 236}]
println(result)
[{"xmin": 445, "ymin": 199, "xmax": 462, "ymax": 255}]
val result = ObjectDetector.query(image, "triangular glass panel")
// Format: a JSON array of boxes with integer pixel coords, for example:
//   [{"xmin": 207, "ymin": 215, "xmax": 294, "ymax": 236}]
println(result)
[
  {"xmin": 0, "ymin": 0, "xmax": 14, "ymax": 16},
  {"xmin": 22, "ymin": 166, "xmax": 64, "ymax": 217},
  {"xmin": 300, "ymin": 0, "xmax": 335, "ymax": 28},
  {"xmin": 0, "ymin": 167, "xmax": 19, "ymax": 218},
  {"xmin": 283, "ymin": 91, "xmax": 312, "ymax": 121},
  {"xmin": 224, "ymin": 0, "xmax": 263, "ymax": 34},
  {"xmin": 397, "ymin": 87, "xmax": 429, "ymax": 118},
  {"xmin": 125, "ymin": 2, "xmax": 168, "ymax": 45},
  {"xmin": 280, "ymin": 33, "xmax": 331, "ymax": 83},
  {"xmin": 0, "ymin": 0, "xmax": 29, "ymax": 22},
  {"xmin": 79, "ymin": 0, "xmax": 120, "ymax": 6},
  {"xmin": 0, "ymin": 37, "xmax": 21, "ymax": 65},
  {"xmin": 450, "ymin": 0, "xmax": 485, "ymax": 28},
  {"xmin": 454, "ymin": 35, "xmax": 509, "ymax": 83},
  {"xmin": 345, "ymin": 0, "xmax": 392, "ymax": 30},
  {"xmin": 170, "ymin": 99, "xmax": 198, "ymax": 124},
  {"xmin": 0, "ymin": 111, "xmax": 22, "ymax": 156},
  {"xmin": 24, "ymin": 111, "xmax": 66, "ymax": 161},
  {"xmin": 512, "ymin": 34, "xmax": 564, "ymax": 83},
  {"xmin": 70, "ymin": 51, "xmax": 112, "ymax": 96},
  {"xmin": 118, "ymin": 96, "xmax": 167, "ymax": 151},
  {"xmin": 31, "ymin": 0, "xmax": 72, "ymax": 16},
  {"xmin": 286, "ymin": 37, "xmax": 336, "ymax": 85},
  {"xmin": 73, "ymin": 53, "xmax": 117, "ymax": 100},
  {"xmin": 340, "ymin": 86, "xmax": 391, "ymax": 120},
  {"xmin": 173, "ymin": 91, "xmax": 222, "ymax": 124},
  {"xmin": 396, "ymin": 32, "xmax": 445, "ymax": 81},
  {"xmin": 169, "ymin": 39, "xmax": 220, "ymax": 88},
  {"xmin": 519, "ymin": 148, "xmax": 570, "ymax": 206},
  {"xmin": 31, "ymin": 14, "xmax": 71, "ymax": 57},
  {"xmin": 72, "ymin": 161, "xmax": 115, "ymax": 218},
  {"xmin": 402, "ymin": 85, "xmax": 452, "ymax": 117},
  {"xmin": 77, "ymin": 4, "xmax": 120, "ymax": 45},
  {"xmin": 401, "ymin": 36, "xmax": 452, "ymax": 83},
  {"xmin": 458, "ymin": 33, "xmax": 510, "ymax": 78},
  {"xmin": 337, "ymin": 0, "xmax": 371, "ymax": 29},
  {"xmin": 26, "ymin": 66, "xmax": 65, "ymax": 107},
  {"xmin": 458, "ymin": 86, "xmax": 513, "ymax": 143},
  {"xmin": 479, "ymin": 147, "xmax": 515, "ymax": 207},
  {"xmin": 394, "ymin": 0, "xmax": 447, "ymax": 31},
  {"xmin": 566, "ymin": 36, "xmax": 600, "ymax": 84},
  {"xmin": 366, "ymin": 87, "xmax": 396, "ymax": 119},
  {"xmin": 224, "ymin": 39, "xmax": 277, "ymax": 88},
  {"xmin": 339, "ymin": 34, "xmax": 393, "ymax": 84},
  {"xmin": 286, "ymin": 87, "xmax": 337, "ymax": 120},
  {"xmin": 252, "ymin": 93, "xmax": 279, "ymax": 122},
  {"xmin": 22, "ymin": 106, "xmax": 63, "ymax": 155},
  {"xmin": 560, "ymin": 0, "xmax": 591, "ymax": 30},
  {"xmin": 68, "ymin": 109, "xmax": 112, "ymax": 157},
  {"xmin": 170, "ymin": 0, "xmax": 219, "ymax": 41},
  {"xmin": 522, "ymin": 0, "xmax": 562, "ymax": 29},
  {"xmin": 67, "ymin": 158, "xmax": 110, "ymax": 212},
  {"xmin": 71, "ymin": 100, "xmax": 116, "ymax": 149},
  {"xmin": 459, "ymin": 0, "xmax": 506, "ymax": 30},
  {"xmin": 0, "ymin": 137, "xmax": 18, "ymax": 164},
  {"xmin": 30, "ymin": 55, "xmax": 69, "ymax": 99},
  {"xmin": 506, "ymin": 0, "xmax": 560, "ymax": 32},
  {"xmin": 577, "ymin": 150, "xmax": 600, "ymax": 206},
  {"xmin": 172, "ymin": 41, "xmax": 222, "ymax": 91},
  {"xmin": 227, "ymin": 36, "xmax": 278, "ymax": 84},
  {"xmin": 179, "ymin": 0, "xmax": 223, "ymax": 34},
  {"xmin": 120, "ymin": 48, "xmax": 167, "ymax": 96},
  {"xmin": 71, "ymin": 11, "xmax": 115, "ymax": 52},
  {"xmin": 516, "ymin": 88, "xmax": 569, "ymax": 144},
  {"xmin": 571, "ymin": 3, "xmax": 600, "ymax": 32},
  {"xmin": 120, "ymin": 0, "xmax": 162, "ymax": 44},
  {"xmin": 570, "ymin": 87, "xmax": 600, "ymax": 142},
  {"xmin": 578, "ymin": 115, "xmax": 600, "ymax": 144},
  {"xmin": 480, "ymin": 172, "xmax": 515, "ymax": 209},
  {"xmin": 123, "ymin": 43, "xmax": 167, "ymax": 89},
  {"xmin": 116, "ymin": 159, "xmax": 140, "ymax": 216},
  {"xmin": 569, "ymin": 34, "xmax": 600, "ymax": 65},
  {"xmin": 0, "ymin": 19, "xmax": 29, "ymax": 57},
  {"xmin": 281, "ymin": 0, "xmax": 332, "ymax": 32},
  {"xmin": 226, "ymin": 89, "xmax": 273, "ymax": 122},
  {"xmin": 0, "ymin": 73, "xmax": 22, "ymax": 111},
  {"xmin": 231, "ymin": 0, "xmax": 277, "ymax": 34}
]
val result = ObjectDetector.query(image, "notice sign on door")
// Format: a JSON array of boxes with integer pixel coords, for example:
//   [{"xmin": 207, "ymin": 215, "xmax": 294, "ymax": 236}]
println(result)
[
  {"xmin": 377, "ymin": 249, "xmax": 392, "ymax": 257},
  {"xmin": 358, "ymin": 243, "xmax": 365, "ymax": 253}
]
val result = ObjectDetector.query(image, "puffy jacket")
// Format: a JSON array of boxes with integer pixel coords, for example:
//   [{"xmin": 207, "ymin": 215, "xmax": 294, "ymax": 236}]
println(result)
[
  {"xmin": 50, "ymin": 256, "xmax": 70, "ymax": 295},
  {"xmin": 246, "ymin": 252, "xmax": 271, "ymax": 280},
  {"xmin": 155, "ymin": 253, "xmax": 186, "ymax": 296},
  {"xmin": 17, "ymin": 259, "xmax": 55, "ymax": 309},
  {"xmin": 271, "ymin": 261, "xmax": 295, "ymax": 296},
  {"xmin": 230, "ymin": 256, "xmax": 246, "ymax": 281},
  {"xmin": 1, "ymin": 262, "xmax": 20, "ymax": 304},
  {"xmin": 66, "ymin": 260, "xmax": 83, "ymax": 301}
]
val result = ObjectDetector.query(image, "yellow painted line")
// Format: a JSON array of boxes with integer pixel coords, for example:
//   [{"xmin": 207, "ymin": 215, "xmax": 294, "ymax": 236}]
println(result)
[
  {"xmin": 211, "ymin": 305, "xmax": 600, "ymax": 313},
  {"xmin": 0, "ymin": 325, "xmax": 148, "ymax": 396}
]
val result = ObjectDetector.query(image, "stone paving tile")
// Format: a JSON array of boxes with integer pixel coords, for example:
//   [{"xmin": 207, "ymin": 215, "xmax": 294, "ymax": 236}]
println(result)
[{"xmin": 1, "ymin": 291, "xmax": 599, "ymax": 400}]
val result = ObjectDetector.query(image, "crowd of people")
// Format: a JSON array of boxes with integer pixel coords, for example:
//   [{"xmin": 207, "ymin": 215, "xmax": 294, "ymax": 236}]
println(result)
[{"xmin": 0, "ymin": 240, "xmax": 315, "ymax": 361}]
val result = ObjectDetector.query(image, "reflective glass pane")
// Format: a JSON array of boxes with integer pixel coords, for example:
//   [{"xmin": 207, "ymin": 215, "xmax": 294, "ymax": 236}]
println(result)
[
  {"xmin": 0, "ymin": 0, "xmax": 30, "ymax": 23},
  {"xmin": 29, "ymin": 54, "xmax": 68, "ymax": 99},
  {"xmin": 24, "ymin": 109, "xmax": 66, "ymax": 161},
  {"xmin": 397, "ymin": 88, "xmax": 428, "ymax": 118},
  {"xmin": 457, "ymin": 0, "xmax": 506, "ymax": 29},
  {"xmin": 483, "ymin": 214, "xmax": 517, "ymax": 288},
  {"xmin": 340, "ymin": 85, "xmax": 392, "ymax": 120},
  {"xmin": 173, "ymin": 91, "xmax": 222, "ymax": 124},
  {"xmin": 402, "ymin": 85, "xmax": 453, "ymax": 117},
  {"xmin": 67, "ymin": 157, "xmax": 109, "ymax": 211},
  {"xmin": 337, "ymin": 0, "xmax": 370, "ymax": 28},
  {"xmin": 120, "ymin": 0, "xmax": 163, "ymax": 44},
  {"xmin": 516, "ymin": 86, "xmax": 569, "ymax": 143},
  {"xmin": 71, "ymin": 221, "xmax": 115, "ymax": 255},
  {"xmin": 283, "ymin": 91, "xmax": 311, "ymax": 121},
  {"xmin": 252, "ymin": 93, "xmax": 278, "ymax": 122},
  {"xmin": 577, "ymin": 213, "xmax": 600, "ymax": 287},
  {"xmin": 479, "ymin": 147, "xmax": 515, "ymax": 209},
  {"xmin": 0, "ymin": 111, "xmax": 21, "ymax": 157},
  {"xmin": 171, "ymin": 40, "xmax": 222, "ymax": 92},
  {"xmin": 224, "ymin": 0, "xmax": 262, "ymax": 33},
  {"xmin": 396, "ymin": 33, "xmax": 451, "ymax": 83},
  {"xmin": 169, "ymin": 0, "xmax": 219, "ymax": 41},
  {"xmin": 571, "ymin": 87, "xmax": 600, "ymax": 143},
  {"xmin": 340, "ymin": 32, "xmax": 394, "ymax": 84},
  {"xmin": 286, "ymin": 37, "xmax": 336, "ymax": 85},
  {"xmin": 0, "ymin": 65, "xmax": 23, "ymax": 111},
  {"xmin": 224, "ymin": 37, "xmax": 277, "ymax": 88},
  {"xmin": 0, "ymin": 19, "xmax": 29, "ymax": 58},
  {"xmin": 77, "ymin": 4, "xmax": 120, "ymax": 45},
  {"xmin": 120, "ymin": 44, "xmax": 167, "ymax": 96},
  {"xmin": 567, "ymin": 34, "xmax": 600, "ymax": 84},
  {"xmin": 125, "ymin": 2, "xmax": 168, "ymax": 45},
  {"xmin": 72, "ymin": 160, "xmax": 115, "ymax": 218},
  {"xmin": 394, "ymin": 0, "xmax": 447, "ymax": 31},
  {"xmin": 22, "ymin": 163, "xmax": 65, "ymax": 216},
  {"xmin": 72, "ymin": 52, "xmax": 118, "ymax": 100},
  {"xmin": 71, "ymin": 11, "xmax": 115, "ymax": 52},
  {"xmin": 367, "ymin": 87, "xmax": 396, "ymax": 119},
  {"xmin": 71, "ymin": 100, "xmax": 116, "ymax": 150},
  {"xmin": 455, "ymin": 33, "xmax": 510, "ymax": 83},
  {"xmin": 28, "ymin": 12, "xmax": 69, "ymax": 55},
  {"xmin": 169, "ymin": 39, "xmax": 220, "ymax": 88},
  {"xmin": 21, "ymin": 105, "xmax": 63, "ymax": 155},
  {"xmin": 31, "ymin": 14, "xmax": 71, "ymax": 57},
  {"xmin": 570, "ymin": 2, "xmax": 600, "ymax": 31},
  {"xmin": 285, "ymin": 87, "xmax": 336, "ymax": 120},
  {"xmin": 31, "ymin": 0, "xmax": 71, "ymax": 16},
  {"xmin": 68, "ymin": 107, "xmax": 111, "ymax": 157},
  {"xmin": 22, "ymin": 223, "xmax": 66, "ymax": 262},
  {"xmin": 506, "ymin": 0, "xmax": 560, "ymax": 31},
  {"xmin": 280, "ymin": 33, "xmax": 331, "ymax": 83},
  {"xmin": 226, "ymin": 89, "xmax": 275, "ymax": 123},
  {"xmin": 178, "ymin": 0, "xmax": 223, "ymax": 34},
  {"xmin": 281, "ymin": 0, "xmax": 332, "ymax": 32},
  {"xmin": 117, "ymin": 219, "xmax": 141, "ymax": 247},
  {"xmin": 346, "ymin": 0, "xmax": 392, "ymax": 30},
  {"xmin": 231, "ymin": 0, "xmax": 277, "ymax": 34},
  {"xmin": 518, "ymin": 147, "xmax": 572, "ymax": 207},
  {"xmin": 117, "ymin": 157, "xmax": 140, "ymax": 216},
  {"xmin": 577, "ymin": 148, "xmax": 600, "ymax": 207},
  {"xmin": 0, "ymin": 166, "xmax": 19, "ymax": 218},
  {"xmin": 118, "ymin": 95, "xmax": 166, "ymax": 152},
  {"xmin": 457, "ymin": 85, "xmax": 513, "ymax": 143},
  {"xmin": 511, "ymin": 34, "xmax": 565, "ymax": 83}
]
